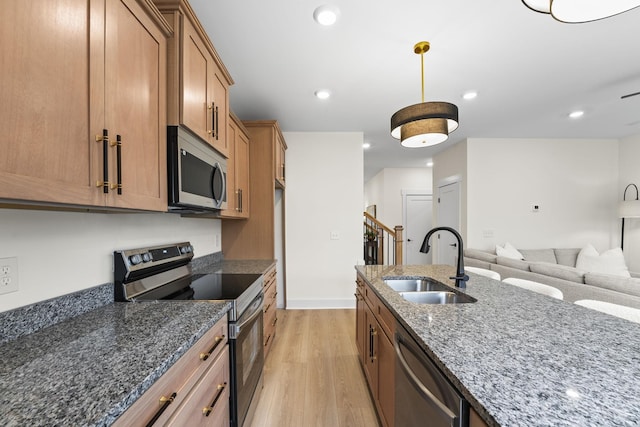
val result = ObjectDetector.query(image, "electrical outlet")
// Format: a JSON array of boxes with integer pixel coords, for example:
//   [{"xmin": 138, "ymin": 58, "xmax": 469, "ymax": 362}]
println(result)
[{"xmin": 0, "ymin": 257, "xmax": 19, "ymax": 295}]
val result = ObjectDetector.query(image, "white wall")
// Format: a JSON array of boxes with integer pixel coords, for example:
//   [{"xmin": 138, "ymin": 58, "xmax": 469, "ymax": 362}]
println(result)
[
  {"xmin": 364, "ymin": 168, "xmax": 432, "ymax": 228},
  {"xmin": 433, "ymin": 140, "xmax": 468, "ymax": 242},
  {"xmin": 466, "ymin": 138, "xmax": 619, "ymax": 252},
  {"xmin": 0, "ymin": 209, "xmax": 221, "ymax": 312},
  {"xmin": 619, "ymin": 133, "xmax": 640, "ymax": 273},
  {"xmin": 283, "ymin": 132, "xmax": 363, "ymax": 309}
]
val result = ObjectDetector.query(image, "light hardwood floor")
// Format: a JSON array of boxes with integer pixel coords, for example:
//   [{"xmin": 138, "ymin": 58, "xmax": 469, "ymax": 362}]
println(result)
[{"xmin": 248, "ymin": 309, "xmax": 379, "ymax": 427}]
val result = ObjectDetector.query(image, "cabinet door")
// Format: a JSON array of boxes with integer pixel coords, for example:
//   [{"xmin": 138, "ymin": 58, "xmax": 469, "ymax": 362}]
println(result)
[
  {"xmin": 223, "ymin": 119, "xmax": 238, "ymax": 215},
  {"xmin": 105, "ymin": 0, "xmax": 167, "ymax": 211},
  {"xmin": 274, "ymin": 134, "xmax": 286, "ymax": 187},
  {"xmin": 0, "ymin": 0, "xmax": 103, "ymax": 207},
  {"xmin": 363, "ymin": 305, "xmax": 378, "ymax": 394},
  {"xmin": 181, "ymin": 17, "xmax": 211, "ymax": 144},
  {"xmin": 355, "ymin": 278, "xmax": 366, "ymax": 364},
  {"xmin": 235, "ymin": 127, "xmax": 250, "ymax": 217},
  {"xmin": 209, "ymin": 66, "xmax": 229, "ymax": 157},
  {"xmin": 166, "ymin": 346, "xmax": 230, "ymax": 427}
]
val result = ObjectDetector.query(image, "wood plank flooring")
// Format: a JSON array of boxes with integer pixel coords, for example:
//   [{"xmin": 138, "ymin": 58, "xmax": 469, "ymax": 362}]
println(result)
[{"xmin": 248, "ymin": 309, "xmax": 379, "ymax": 427}]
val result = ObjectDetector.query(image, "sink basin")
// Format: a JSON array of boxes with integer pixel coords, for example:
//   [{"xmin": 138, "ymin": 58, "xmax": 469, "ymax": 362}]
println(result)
[
  {"xmin": 399, "ymin": 291, "xmax": 476, "ymax": 305},
  {"xmin": 384, "ymin": 279, "xmax": 450, "ymax": 292}
]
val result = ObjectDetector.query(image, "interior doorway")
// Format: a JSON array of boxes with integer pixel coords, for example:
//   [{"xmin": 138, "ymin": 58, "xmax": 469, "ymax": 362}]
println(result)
[
  {"xmin": 403, "ymin": 191, "xmax": 433, "ymax": 265},
  {"xmin": 436, "ymin": 181, "xmax": 461, "ymax": 266}
]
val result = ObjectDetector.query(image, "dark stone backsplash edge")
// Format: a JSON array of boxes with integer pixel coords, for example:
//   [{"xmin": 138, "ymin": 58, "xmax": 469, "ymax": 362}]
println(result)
[{"xmin": 0, "ymin": 282, "xmax": 113, "ymax": 344}]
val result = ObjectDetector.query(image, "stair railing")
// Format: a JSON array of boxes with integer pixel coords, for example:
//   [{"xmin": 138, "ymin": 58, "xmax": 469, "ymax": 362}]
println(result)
[{"xmin": 363, "ymin": 212, "xmax": 403, "ymax": 265}]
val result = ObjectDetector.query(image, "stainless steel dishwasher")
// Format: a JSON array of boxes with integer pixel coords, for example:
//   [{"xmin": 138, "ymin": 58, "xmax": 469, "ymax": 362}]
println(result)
[{"xmin": 395, "ymin": 322, "xmax": 469, "ymax": 427}]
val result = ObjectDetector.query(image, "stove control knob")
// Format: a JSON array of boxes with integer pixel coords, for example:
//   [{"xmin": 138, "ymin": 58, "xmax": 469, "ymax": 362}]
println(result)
[
  {"xmin": 180, "ymin": 245, "xmax": 193, "ymax": 254},
  {"xmin": 129, "ymin": 254, "xmax": 143, "ymax": 265},
  {"xmin": 141, "ymin": 252, "xmax": 152, "ymax": 263}
]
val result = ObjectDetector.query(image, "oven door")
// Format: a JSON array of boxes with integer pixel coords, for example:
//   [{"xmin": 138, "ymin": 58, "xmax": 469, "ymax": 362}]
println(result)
[
  {"xmin": 168, "ymin": 126, "xmax": 227, "ymax": 211},
  {"xmin": 230, "ymin": 293, "xmax": 264, "ymax": 427}
]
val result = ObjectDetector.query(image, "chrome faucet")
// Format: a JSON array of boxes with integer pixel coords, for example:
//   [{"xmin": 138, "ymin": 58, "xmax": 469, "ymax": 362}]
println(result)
[{"xmin": 419, "ymin": 227, "xmax": 469, "ymax": 289}]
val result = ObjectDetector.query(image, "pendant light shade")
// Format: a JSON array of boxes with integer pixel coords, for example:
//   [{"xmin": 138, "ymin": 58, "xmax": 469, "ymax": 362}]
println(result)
[
  {"xmin": 390, "ymin": 42, "xmax": 459, "ymax": 148},
  {"xmin": 522, "ymin": 0, "xmax": 640, "ymax": 23}
]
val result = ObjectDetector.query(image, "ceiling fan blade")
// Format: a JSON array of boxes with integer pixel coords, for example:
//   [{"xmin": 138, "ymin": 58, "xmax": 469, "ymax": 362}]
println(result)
[{"xmin": 621, "ymin": 91, "xmax": 640, "ymax": 99}]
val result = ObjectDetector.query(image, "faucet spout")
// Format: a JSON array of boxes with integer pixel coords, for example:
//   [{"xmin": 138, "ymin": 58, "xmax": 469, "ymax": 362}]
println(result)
[{"xmin": 419, "ymin": 226, "xmax": 469, "ymax": 288}]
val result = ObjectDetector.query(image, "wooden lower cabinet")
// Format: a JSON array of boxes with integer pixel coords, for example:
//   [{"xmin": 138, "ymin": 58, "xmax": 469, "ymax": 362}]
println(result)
[
  {"xmin": 357, "ymin": 273, "xmax": 394, "ymax": 427},
  {"xmin": 263, "ymin": 265, "xmax": 278, "ymax": 357},
  {"xmin": 113, "ymin": 316, "xmax": 229, "ymax": 426}
]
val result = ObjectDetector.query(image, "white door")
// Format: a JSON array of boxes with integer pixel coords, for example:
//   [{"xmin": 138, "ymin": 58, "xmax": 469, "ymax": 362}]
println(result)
[
  {"xmin": 436, "ymin": 181, "xmax": 460, "ymax": 266},
  {"xmin": 404, "ymin": 194, "xmax": 433, "ymax": 264}
]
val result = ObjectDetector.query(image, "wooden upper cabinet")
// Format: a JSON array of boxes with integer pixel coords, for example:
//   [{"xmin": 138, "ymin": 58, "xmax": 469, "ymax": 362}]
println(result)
[
  {"xmin": 222, "ymin": 120, "xmax": 285, "ymax": 259},
  {"xmin": 275, "ymin": 133, "xmax": 287, "ymax": 188},
  {"xmin": 220, "ymin": 112, "xmax": 250, "ymax": 219},
  {"xmin": 105, "ymin": 0, "xmax": 169, "ymax": 211},
  {"xmin": 0, "ymin": 0, "xmax": 169, "ymax": 211},
  {"xmin": 156, "ymin": 0, "xmax": 232, "ymax": 157}
]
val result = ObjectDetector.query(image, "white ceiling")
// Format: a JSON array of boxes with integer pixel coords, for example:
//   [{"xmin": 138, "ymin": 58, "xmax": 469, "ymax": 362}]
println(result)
[{"xmin": 189, "ymin": 0, "xmax": 640, "ymax": 182}]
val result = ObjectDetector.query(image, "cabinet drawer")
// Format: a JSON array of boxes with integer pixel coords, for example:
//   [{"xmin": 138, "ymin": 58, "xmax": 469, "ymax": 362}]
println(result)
[
  {"xmin": 166, "ymin": 346, "xmax": 230, "ymax": 426},
  {"xmin": 362, "ymin": 280, "xmax": 394, "ymax": 341},
  {"xmin": 263, "ymin": 267, "xmax": 277, "ymax": 290},
  {"xmin": 113, "ymin": 317, "xmax": 228, "ymax": 426}
]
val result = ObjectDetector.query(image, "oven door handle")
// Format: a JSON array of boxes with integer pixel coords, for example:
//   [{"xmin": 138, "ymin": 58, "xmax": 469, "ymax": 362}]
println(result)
[{"xmin": 232, "ymin": 294, "xmax": 264, "ymax": 338}]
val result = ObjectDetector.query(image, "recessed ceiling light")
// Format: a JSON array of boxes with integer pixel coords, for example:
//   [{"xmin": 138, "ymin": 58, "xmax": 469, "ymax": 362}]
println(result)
[
  {"xmin": 313, "ymin": 5, "xmax": 339, "ymax": 26},
  {"xmin": 426, "ymin": 161, "xmax": 434, "ymax": 167},
  {"xmin": 569, "ymin": 110, "xmax": 584, "ymax": 119},
  {"xmin": 314, "ymin": 89, "xmax": 331, "ymax": 100},
  {"xmin": 363, "ymin": 143, "xmax": 371, "ymax": 149},
  {"xmin": 462, "ymin": 91, "xmax": 478, "ymax": 100}
]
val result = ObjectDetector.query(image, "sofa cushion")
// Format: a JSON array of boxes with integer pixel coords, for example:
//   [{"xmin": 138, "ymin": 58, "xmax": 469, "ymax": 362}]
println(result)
[
  {"xmin": 529, "ymin": 262, "xmax": 585, "ymax": 283},
  {"xmin": 496, "ymin": 256, "xmax": 530, "ymax": 271},
  {"xmin": 519, "ymin": 249, "xmax": 557, "ymax": 264},
  {"xmin": 464, "ymin": 248, "xmax": 497, "ymax": 264},
  {"xmin": 554, "ymin": 248, "xmax": 581, "ymax": 267},
  {"xmin": 496, "ymin": 242, "xmax": 524, "ymax": 260},
  {"xmin": 576, "ymin": 244, "xmax": 630, "ymax": 278},
  {"xmin": 584, "ymin": 273, "xmax": 640, "ymax": 298}
]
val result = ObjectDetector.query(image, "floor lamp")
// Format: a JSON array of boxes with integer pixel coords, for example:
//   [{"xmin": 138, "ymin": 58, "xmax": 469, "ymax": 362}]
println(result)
[{"xmin": 619, "ymin": 183, "xmax": 640, "ymax": 250}]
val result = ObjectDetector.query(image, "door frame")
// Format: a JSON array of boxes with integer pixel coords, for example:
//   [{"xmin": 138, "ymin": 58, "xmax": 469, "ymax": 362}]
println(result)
[{"xmin": 402, "ymin": 189, "xmax": 431, "ymax": 265}]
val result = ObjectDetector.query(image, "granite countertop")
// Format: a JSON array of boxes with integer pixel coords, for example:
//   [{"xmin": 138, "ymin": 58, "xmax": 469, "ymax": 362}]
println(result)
[
  {"xmin": 356, "ymin": 264, "xmax": 640, "ymax": 427},
  {"xmin": 0, "ymin": 300, "xmax": 230, "ymax": 427},
  {"xmin": 192, "ymin": 257, "xmax": 276, "ymax": 275}
]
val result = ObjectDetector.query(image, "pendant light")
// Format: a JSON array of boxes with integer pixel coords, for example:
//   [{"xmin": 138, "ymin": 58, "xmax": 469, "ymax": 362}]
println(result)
[
  {"xmin": 391, "ymin": 41, "xmax": 459, "ymax": 148},
  {"xmin": 521, "ymin": 0, "xmax": 640, "ymax": 23}
]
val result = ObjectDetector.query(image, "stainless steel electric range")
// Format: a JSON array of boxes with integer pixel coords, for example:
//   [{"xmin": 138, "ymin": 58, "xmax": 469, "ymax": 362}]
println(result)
[{"xmin": 114, "ymin": 242, "xmax": 264, "ymax": 427}]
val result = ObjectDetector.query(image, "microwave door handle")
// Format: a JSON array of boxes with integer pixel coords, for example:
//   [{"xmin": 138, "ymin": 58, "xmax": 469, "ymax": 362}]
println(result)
[{"xmin": 211, "ymin": 162, "xmax": 226, "ymax": 208}]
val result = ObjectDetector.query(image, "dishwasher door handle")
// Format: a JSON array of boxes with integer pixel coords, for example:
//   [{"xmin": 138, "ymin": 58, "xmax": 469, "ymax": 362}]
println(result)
[{"xmin": 394, "ymin": 335, "xmax": 459, "ymax": 426}]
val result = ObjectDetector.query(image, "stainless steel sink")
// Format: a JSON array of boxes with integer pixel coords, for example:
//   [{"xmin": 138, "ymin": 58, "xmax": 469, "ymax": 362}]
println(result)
[
  {"xmin": 384, "ymin": 279, "xmax": 451, "ymax": 292},
  {"xmin": 399, "ymin": 291, "xmax": 476, "ymax": 304}
]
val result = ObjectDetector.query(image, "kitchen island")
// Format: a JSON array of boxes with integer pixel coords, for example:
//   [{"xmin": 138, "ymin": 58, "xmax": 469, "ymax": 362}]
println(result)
[{"xmin": 356, "ymin": 264, "xmax": 640, "ymax": 426}]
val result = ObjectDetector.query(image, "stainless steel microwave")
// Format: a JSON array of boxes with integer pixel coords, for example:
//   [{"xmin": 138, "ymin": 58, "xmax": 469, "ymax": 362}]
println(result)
[{"xmin": 167, "ymin": 126, "xmax": 227, "ymax": 212}]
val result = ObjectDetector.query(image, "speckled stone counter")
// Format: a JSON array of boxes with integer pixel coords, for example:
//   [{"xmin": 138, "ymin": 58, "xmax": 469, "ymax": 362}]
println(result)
[
  {"xmin": 192, "ymin": 256, "xmax": 276, "ymax": 275},
  {"xmin": 356, "ymin": 264, "xmax": 640, "ymax": 427},
  {"xmin": 0, "ymin": 300, "xmax": 230, "ymax": 427}
]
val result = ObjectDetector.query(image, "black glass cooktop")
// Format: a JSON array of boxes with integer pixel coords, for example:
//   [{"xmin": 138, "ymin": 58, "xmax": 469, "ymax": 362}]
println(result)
[{"xmin": 136, "ymin": 273, "xmax": 262, "ymax": 301}]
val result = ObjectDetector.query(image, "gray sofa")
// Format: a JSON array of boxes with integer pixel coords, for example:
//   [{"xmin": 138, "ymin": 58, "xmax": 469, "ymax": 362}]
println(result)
[{"xmin": 464, "ymin": 247, "xmax": 640, "ymax": 309}]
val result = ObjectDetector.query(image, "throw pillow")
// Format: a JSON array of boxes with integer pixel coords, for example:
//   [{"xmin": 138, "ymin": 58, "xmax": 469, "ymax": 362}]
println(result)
[
  {"xmin": 495, "ymin": 242, "xmax": 524, "ymax": 260},
  {"xmin": 575, "ymin": 244, "xmax": 631, "ymax": 278}
]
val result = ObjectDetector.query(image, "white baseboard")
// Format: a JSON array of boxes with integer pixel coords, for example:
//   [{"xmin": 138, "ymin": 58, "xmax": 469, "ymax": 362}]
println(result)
[{"xmin": 285, "ymin": 298, "xmax": 356, "ymax": 309}]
